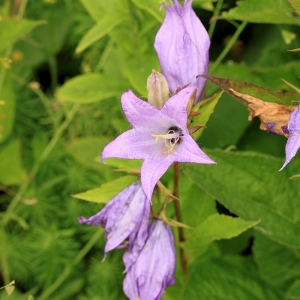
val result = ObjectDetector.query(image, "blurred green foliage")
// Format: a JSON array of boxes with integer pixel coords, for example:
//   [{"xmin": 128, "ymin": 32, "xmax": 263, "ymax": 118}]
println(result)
[{"xmin": 0, "ymin": 0, "xmax": 300, "ymax": 299}]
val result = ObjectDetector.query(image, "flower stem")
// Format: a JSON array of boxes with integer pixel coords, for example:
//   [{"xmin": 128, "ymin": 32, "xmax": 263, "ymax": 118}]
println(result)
[
  {"xmin": 173, "ymin": 162, "xmax": 187, "ymax": 277},
  {"xmin": 210, "ymin": 21, "xmax": 248, "ymax": 73},
  {"xmin": 208, "ymin": 0, "xmax": 224, "ymax": 38}
]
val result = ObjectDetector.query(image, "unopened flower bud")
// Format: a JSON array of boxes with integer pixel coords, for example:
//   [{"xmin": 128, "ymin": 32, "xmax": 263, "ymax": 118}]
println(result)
[{"xmin": 147, "ymin": 70, "xmax": 169, "ymax": 109}]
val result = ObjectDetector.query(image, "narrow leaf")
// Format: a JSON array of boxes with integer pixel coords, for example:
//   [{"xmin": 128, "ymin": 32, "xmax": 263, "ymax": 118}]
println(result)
[
  {"xmin": 202, "ymin": 74, "xmax": 298, "ymax": 105},
  {"xmin": 0, "ymin": 19, "xmax": 44, "ymax": 51},
  {"xmin": 56, "ymin": 73, "xmax": 127, "ymax": 103},
  {"xmin": 0, "ymin": 139, "xmax": 27, "ymax": 185},
  {"xmin": 183, "ymin": 214, "xmax": 258, "ymax": 248},
  {"xmin": 75, "ymin": 13, "xmax": 125, "ymax": 53},
  {"xmin": 0, "ymin": 69, "xmax": 15, "ymax": 142},
  {"xmin": 72, "ymin": 175, "xmax": 137, "ymax": 203},
  {"xmin": 192, "ymin": 90, "xmax": 223, "ymax": 139}
]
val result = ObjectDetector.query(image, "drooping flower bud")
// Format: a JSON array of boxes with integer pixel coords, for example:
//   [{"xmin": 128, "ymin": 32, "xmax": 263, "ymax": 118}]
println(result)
[
  {"xmin": 123, "ymin": 220, "xmax": 176, "ymax": 300},
  {"xmin": 154, "ymin": 0, "xmax": 210, "ymax": 103},
  {"xmin": 147, "ymin": 69, "xmax": 170, "ymax": 109},
  {"xmin": 78, "ymin": 183, "xmax": 150, "ymax": 263}
]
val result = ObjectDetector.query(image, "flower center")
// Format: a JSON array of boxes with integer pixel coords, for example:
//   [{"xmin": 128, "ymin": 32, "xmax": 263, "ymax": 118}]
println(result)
[{"xmin": 151, "ymin": 126, "xmax": 184, "ymax": 154}]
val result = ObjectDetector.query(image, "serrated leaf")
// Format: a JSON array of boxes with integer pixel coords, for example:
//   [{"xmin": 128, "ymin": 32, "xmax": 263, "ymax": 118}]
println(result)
[
  {"xmin": 0, "ymin": 69, "xmax": 15, "ymax": 143},
  {"xmin": 202, "ymin": 74, "xmax": 298, "ymax": 105},
  {"xmin": 181, "ymin": 256, "xmax": 282, "ymax": 299},
  {"xmin": 253, "ymin": 231, "xmax": 300, "ymax": 290},
  {"xmin": 184, "ymin": 149, "xmax": 300, "ymax": 248},
  {"xmin": 219, "ymin": 0, "xmax": 300, "ymax": 25},
  {"xmin": 192, "ymin": 91, "xmax": 223, "ymax": 140},
  {"xmin": 56, "ymin": 73, "xmax": 127, "ymax": 103},
  {"xmin": 287, "ymin": 0, "xmax": 300, "ymax": 17},
  {"xmin": 183, "ymin": 214, "xmax": 258, "ymax": 248},
  {"xmin": 76, "ymin": 12, "xmax": 125, "ymax": 53},
  {"xmin": 0, "ymin": 19, "xmax": 44, "ymax": 51},
  {"xmin": 72, "ymin": 175, "xmax": 137, "ymax": 203},
  {"xmin": 0, "ymin": 139, "xmax": 27, "ymax": 185}
]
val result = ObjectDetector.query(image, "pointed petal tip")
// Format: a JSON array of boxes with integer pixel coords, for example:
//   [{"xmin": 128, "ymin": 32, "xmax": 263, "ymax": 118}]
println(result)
[{"xmin": 78, "ymin": 216, "xmax": 87, "ymax": 224}]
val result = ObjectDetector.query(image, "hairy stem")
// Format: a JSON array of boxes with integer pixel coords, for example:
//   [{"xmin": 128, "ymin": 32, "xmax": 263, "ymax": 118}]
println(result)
[
  {"xmin": 210, "ymin": 21, "xmax": 248, "ymax": 73},
  {"xmin": 173, "ymin": 162, "xmax": 187, "ymax": 277}
]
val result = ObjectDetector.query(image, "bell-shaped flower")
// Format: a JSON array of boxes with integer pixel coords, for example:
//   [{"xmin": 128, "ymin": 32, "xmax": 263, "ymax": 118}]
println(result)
[
  {"xmin": 154, "ymin": 0, "xmax": 210, "ymax": 102},
  {"xmin": 280, "ymin": 103, "xmax": 300, "ymax": 170},
  {"xmin": 78, "ymin": 183, "xmax": 150, "ymax": 263},
  {"xmin": 123, "ymin": 220, "xmax": 176, "ymax": 300},
  {"xmin": 102, "ymin": 87, "xmax": 215, "ymax": 201}
]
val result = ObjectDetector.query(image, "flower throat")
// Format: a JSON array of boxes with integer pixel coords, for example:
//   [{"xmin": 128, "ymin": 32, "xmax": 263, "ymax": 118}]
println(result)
[{"xmin": 152, "ymin": 126, "xmax": 184, "ymax": 154}]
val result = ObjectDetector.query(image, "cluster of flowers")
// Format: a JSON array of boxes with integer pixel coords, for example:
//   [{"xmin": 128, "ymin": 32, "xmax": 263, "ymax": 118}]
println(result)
[
  {"xmin": 78, "ymin": 1, "xmax": 216, "ymax": 299},
  {"xmin": 78, "ymin": 0, "xmax": 300, "ymax": 299}
]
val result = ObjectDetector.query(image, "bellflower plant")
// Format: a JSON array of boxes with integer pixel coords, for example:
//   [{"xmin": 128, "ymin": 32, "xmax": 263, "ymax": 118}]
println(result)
[
  {"xmin": 78, "ymin": 182, "xmax": 150, "ymax": 263},
  {"xmin": 280, "ymin": 102, "xmax": 300, "ymax": 171},
  {"xmin": 154, "ymin": 0, "xmax": 210, "ymax": 102},
  {"xmin": 102, "ymin": 86, "xmax": 216, "ymax": 200},
  {"xmin": 123, "ymin": 220, "xmax": 176, "ymax": 300}
]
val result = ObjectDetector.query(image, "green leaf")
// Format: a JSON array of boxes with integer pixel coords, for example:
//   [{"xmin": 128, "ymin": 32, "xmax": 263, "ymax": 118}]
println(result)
[
  {"xmin": 203, "ymin": 74, "xmax": 299, "ymax": 106},
  {"xmin": 0, "ymin": 69, "xmax": 15, "ymax": 143},
  {"xmin": 192, "ymin": 91, "xmax": 223, "ymax": 140},
  {"xmin": 287, "ymin": 280, "xmax": 300, "ymax": 299},
  {"xmin": 0, "ymin": 19, "xmax": 44, "ymax": 51},
  {"xmin": 130, "ymin": 0, "xmax": 163, "ymax": 22},
  {"xmin": 181, "ymin": 256, "xmax": 282, "ymax": 299},
  {"xmin": 75, "ymin": 12, "xmax": 125, "ymax": 53},
  {"xmin": 79, "ymin": 0, "xmax": 105, "ymax": 21},
  {"xmin": 0, "ymin": 139, "xmax": 27, "ymax": 185},
  {"xmin": 123, "ymin": 53, "xmax": 160, "ymax": 95},
  {"xmin": 253, "ymin": 231, "xmax": 300, "ymax": 290},
  {"xmin": 56, "ymin": 73, "xmax": 127, "ymax": 103},
  {"xmin": 287, "ymin": 0, "xmax": 300, "ymax": 16},
  {"xmin": 183, "ymin": 214, "xmax": 258, "ymax": 248},
  {"xmin": 220, "ymin": 0, "xmax": 300, "ymax": 25},
  {"xmin": 184, "ymin": 149, "xmax": 300, "ymax": 248},
  {"xmin": 72, "ymin": 175, "xmax": 137, "ymax": 203},
  {"xmin": 66, "ymin": 137, "xmax": 110, "ymax": 169}
]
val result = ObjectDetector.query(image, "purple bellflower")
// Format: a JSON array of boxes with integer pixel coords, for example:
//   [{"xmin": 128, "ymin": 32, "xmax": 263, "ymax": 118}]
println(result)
[
  {"xmin": 154, "ymin": 0, "xmax": 210, "ymax": 102},
  {"xmin": 102, "ymin": 87, "xmax": 216, "ymax": 200},
  {"xmin": 78, "ymin": 183, "xmax": 150, "ymax": 265},
  {"xmin": 123, "ymin": 220, "xmax": 176, "ymax": 300},
  {"xmin": 280, "ymin": 103, "xmax": 300, "ymax": 170}
]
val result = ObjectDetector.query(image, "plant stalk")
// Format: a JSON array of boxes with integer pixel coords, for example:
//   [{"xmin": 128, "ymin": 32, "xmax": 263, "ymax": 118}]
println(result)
[{"xmin": 173, "ymin": 162, "xmax": 187, "ymax": 277}]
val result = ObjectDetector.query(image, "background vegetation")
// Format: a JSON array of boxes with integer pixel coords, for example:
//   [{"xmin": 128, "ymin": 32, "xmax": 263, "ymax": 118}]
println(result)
[{"xmin": 1, "ymin": 0, "xmax": 300, "ymax": 299}]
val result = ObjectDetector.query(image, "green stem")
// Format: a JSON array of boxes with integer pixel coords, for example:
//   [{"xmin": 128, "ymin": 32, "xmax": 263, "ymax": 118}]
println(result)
[
  {"xmin": 17, "ymin": 0, "xmax": 28, "ymax": 18},
  {"xmin": 173, "ymin": 163, "xmax": 187, "ymax": 277},
  {"xmin": 208, "ymin": 0, "xmax": 224, "ymax": 38},
  {"xmin": 2, "ymin": 103, "xmax": 80, "ymax": 225},
  {"xmin": 38, "ymin": 228, "xmax": 104, "ymax": 300},
  {"xmin": 0, "ymin": 229, "xmax": 10, "ymax": 285},
  {"xmin": 210, "ymin": 21, "xmax": 247, "ymax": 73}
]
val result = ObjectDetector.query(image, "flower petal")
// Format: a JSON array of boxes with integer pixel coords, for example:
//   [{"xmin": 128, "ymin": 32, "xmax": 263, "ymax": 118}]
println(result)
[
  {"xmin": 161, "ymin": 86, "xmax": 196, "ymax": 129},
  {"xmin": 175, "ymin": 134, "xmax": 216, "ymax": 164},
  {"xmin": 141, "ymin": 157, "xmax": 174, "ymax": 200},
  {"xmin": 121, "ymin": 90, "xmax": 159, "ymax": 128},
  {"xmin": 102, "ymin": 129, "xmax": 160, "ymax": 161}
]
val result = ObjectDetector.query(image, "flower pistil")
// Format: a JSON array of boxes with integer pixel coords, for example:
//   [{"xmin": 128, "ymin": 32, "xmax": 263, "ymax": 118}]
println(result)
[{"xmin": 152, "ymin": 126, "xmax": 184, "ymax": 154}]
